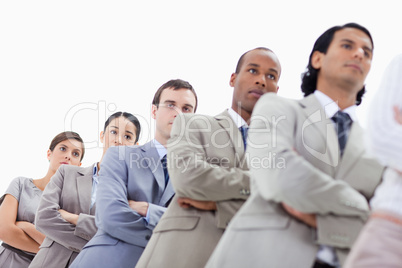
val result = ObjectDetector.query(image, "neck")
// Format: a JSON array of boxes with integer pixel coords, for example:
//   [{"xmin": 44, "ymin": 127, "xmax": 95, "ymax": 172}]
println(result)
[
  {"xmin": 231, "ymin": 105, "xmax": 251, "ymax": 124},
  {"xmin": 35, "ymin": 169, "xmax": 55, "ymax": 191},
  {"xmin": 154, "ymin": 134, "xmax": 168, "ymax": 148},
  {"xmin": 316, "ymin": 80, "xmax": 360, "ymax": 110}
]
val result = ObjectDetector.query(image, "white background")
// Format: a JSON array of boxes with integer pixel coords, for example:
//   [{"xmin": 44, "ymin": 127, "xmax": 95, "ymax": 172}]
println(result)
[{"xmin": 0, "ymin": 0, "xmax": 400, "ymax": 193}]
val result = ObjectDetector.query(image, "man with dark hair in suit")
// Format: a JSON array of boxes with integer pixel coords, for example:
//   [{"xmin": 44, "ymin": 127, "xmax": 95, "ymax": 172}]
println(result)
[
  {"xmin": 71, "ymin": 79, "xmax": 197, "ymax": 267},
  {"xmin": 207, "ymin": 23, "xmax": 384, "ymax": 268}
]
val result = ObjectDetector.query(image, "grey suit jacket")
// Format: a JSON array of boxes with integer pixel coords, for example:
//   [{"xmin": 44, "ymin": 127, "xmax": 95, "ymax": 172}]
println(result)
[
  {"xmin": 30, "ymin": 164, "xmax": 97, "ymax": 268},
  {"xmin": 206, "ymin": 93, "xmax": 384, "ymax": 268},
  {"xmin": 71, "ymin": 141, "xmax": 175, "ymax": 268},
  {"xmin": 137, "ymin": 110, "xmax": 251, "ymax": 268}
]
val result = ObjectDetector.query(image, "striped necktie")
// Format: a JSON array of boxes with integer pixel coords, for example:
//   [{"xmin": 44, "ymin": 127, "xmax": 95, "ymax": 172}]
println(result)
[
  {"xmin": 161, "ymin": 155, "xmax": 169, "ymax": 186},
  {"xmin": 331, "ymin": 111, "xmax": 353, "ymax": 155},
  {"xmin": 239, "ymin": 125, "xmax": 248, "ymax": 150}
]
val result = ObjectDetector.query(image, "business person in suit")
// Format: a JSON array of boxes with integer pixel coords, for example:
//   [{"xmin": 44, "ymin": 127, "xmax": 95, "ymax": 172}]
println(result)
[
  {"xmin": 137, "ymin": 48, "xmax": 281, "ymax": 268},
  {"xmin": 70, "ymin": 79, "xmax": 198, "ymax": 268},
  {"xmin": 30, "ymin": 112, "xmax": 141, "ymax": 268},
  {"xmin": 0, "ymin": 131, "xmax": 84, "ymax": 268},
  {"xmin": 206, "ymin": 23, "xmax": 384, "ymax": 268},
  {"xmin": 344, "ymin": 54, "xmax": 402, "ymax": 267}
]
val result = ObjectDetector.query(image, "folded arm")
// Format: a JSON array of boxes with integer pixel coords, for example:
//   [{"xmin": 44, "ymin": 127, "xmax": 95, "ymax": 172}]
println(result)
[
  {"xmin": 35, "ymin": 167, "xmax": 95, "ymax": 252},
  {"xmin": 168, "ymin": 114, "xmax": 250, "ymax": 202},
  {"xmin": 0, "ymin": 194, "xmax": 41, "ymax": 253}
]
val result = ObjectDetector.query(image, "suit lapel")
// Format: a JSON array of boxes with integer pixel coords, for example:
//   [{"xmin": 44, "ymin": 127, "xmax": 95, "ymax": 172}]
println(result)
[
  {"xmin": 215, "ymin": 110, "xmax": 245, "ymax": 156},
  {"xmin": 335, "ymin": 123, "xmax": 365, "ymax": 180},
  {"xmin": 76, "ymin": 164, "xmax": 95, "ymax": 214},
  {"xmin": 298, "ymin": 95, "xmax": 339, "ymax": 169},
  {"xmin": 141, "ymin": 141, "xmax": 165, "ymax": 197},
  {"xmin": 159, "ymin": 180, "xmax": 175, "ymax": 206}
]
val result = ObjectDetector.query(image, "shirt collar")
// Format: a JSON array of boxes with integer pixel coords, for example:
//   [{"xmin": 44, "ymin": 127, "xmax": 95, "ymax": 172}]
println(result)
[
  {"xmin": 314, "ymin": 90, "xmax": 358, "ymax": 121},
  {"xmin": 152, "ymin": 139, "xmax": 167, "ymax": 159},
  {"xmin": 228, "ymin": 108, "xmax": 248, "ymax": 128}
]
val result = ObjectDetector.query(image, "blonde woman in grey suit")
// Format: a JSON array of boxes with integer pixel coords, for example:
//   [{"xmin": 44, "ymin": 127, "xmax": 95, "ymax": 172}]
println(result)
[
  {"xmin": 29, "ymin": 112, "xmax": 141, "ymax": 268},
  {"xmin": 0, "ymin": 131, "xmax": 84, "ymax": 268}
]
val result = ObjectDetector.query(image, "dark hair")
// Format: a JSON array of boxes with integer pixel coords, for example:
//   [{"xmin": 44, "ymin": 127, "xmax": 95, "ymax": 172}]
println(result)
[
  {"xmin": 49, "ymin": 131, "xmax": 85, "ymax": 161},
  {"xmin": 301, "ymin": 23, "xmax": 374, "ymax": 106},
  {"xmin": 152, "ymin": 79, "xmax": 198, "ymax": 112},
  {"xmin": 104, "ymin": 112, "xmax": 141, "ymax": 143},
  {"xmin": 235, "ymin": 47, "xmax": 274, "ymax": 74}
]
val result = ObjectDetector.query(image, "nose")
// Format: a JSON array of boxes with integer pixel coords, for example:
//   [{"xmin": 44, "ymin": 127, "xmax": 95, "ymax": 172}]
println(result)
[
  {"xmin": 65, "ymin": 155, "xmax": 71, "ymax": 160},
  {"xmin": 115, "ymin": 136, "xmax": 123, "ymax": 145},
  {"xmin": 255, "ymin": 75, "xmax": 266, "ymax": 88},
  {"xmin": 354, "ymin": 47, "xmax": 364, "ymax": 61}
]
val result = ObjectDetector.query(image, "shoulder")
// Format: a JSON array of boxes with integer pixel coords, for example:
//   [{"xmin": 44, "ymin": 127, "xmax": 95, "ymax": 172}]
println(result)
[
  {"xmin": 58, "ymin": 163, "xmax": 95, "ymax": 177},
  {"xmin": 7, "ymin": 176, "xmax": 33, "ymax": 189},
  {"xmin": 253, "ymin": 93, "xmax": 300, "ymax": 118}
]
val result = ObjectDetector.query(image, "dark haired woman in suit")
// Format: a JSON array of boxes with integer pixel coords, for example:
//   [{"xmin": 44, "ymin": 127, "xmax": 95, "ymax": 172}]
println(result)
[{"xmin": 30, "ymin": 112, "xmax": 141, "ymax": 268}]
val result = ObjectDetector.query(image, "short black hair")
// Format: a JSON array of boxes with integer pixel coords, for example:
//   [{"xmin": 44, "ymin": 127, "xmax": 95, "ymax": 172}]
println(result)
[
  {"xmin": 301, "ymin": 23, "xmax": 373, "ymax": 106},
  {"xmin": 235, "ymin": 47, "xmax": 273, "ymax": 74}
]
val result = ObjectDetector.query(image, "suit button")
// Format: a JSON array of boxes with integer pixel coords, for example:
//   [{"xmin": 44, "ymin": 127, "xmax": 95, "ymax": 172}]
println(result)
[{"xmin": 145, "ymin": 235, "xmax": 151, "ymax": 240}]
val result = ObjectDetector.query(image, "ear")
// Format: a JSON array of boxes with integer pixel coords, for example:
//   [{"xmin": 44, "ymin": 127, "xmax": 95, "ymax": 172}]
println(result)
[
  {"xmin": 276, "ymin": 86, "xmax": 279, "ymax": 93},
  {"xmin": 311, "ymin": 51, "xmax": 323, "ymax": 69},
  {"xmin": 99, "ymin": 131, "xmax": 104, "ymax": 144},
  {"xmin": 78, "ymin": 162, "xmax": 82, "ymax": 167},
  {"xmin": 47, "ymin": 149, "xmax": 52, "ymax": 161},
  {"xmin": 151, "ymin": 104, "xmax": 157, "ymax": 119},
  {"xmin": 229, "ymin": 73, "xmax": 237, "ymax": 87}
]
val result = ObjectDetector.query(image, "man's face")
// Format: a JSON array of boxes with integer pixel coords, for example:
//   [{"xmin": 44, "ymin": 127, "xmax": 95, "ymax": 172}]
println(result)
[
  {"xmin": 313, "ymin": 27, "xmax": 373, "ymax": 92},
  {"xmin": 230, "ymin": 49, "xmax": 281, "ymax": 117},
  {"xmin": 152, "ymin": 87, "xmax": 196, "ymax": 142}
]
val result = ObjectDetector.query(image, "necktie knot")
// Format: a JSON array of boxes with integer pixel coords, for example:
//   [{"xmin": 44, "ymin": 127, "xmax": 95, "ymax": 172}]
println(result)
[
  {"xmin": 239, "ymin": 125, "xmax": 248, "ymax": 149},
  {"xmin": 331, "ymin": 111, "xmax": 352, "ymax": 155}
]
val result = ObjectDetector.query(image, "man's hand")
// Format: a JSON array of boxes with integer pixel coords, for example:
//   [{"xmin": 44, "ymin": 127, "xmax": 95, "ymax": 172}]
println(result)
[
  {"xmin": 177, "ymin": 197, "xmax": 217, "ymax": 211},
  {"xmin": 58, "ymin": 209, "xmax": 79, "ymax": 225},
  {"xmin": 128, "ymin": 200, "xmax": 149, "ymax": 217},
  {"xmin": 282, "ymin": 203, "xmax": 317, "ymax": 228}
]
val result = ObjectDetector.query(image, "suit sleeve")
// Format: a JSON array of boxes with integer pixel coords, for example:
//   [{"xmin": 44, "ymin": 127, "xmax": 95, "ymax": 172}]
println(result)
[
  {"xmin": 168, "ymin": 114, "xmax": 250, "ymax": 202},
  {"xmin": 74, "ymin": 213, "xmax": 97, "ymax": 241},
  {"xmin": 94, "ymin": 146, "xmax": 152, "ymax": 247},
  {"xmin": 35, "ymin": 166, "xmax": 92, "ymax": 252},
  {"xmin": 249, "ymin": 94, "xmax": 371, "ymax": 222}
]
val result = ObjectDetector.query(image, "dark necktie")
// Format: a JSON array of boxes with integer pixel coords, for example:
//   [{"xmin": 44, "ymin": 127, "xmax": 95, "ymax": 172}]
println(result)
[
  {"xmin": 331, "ymin": 111, "xmax": 352, "ymax": 155},
  {"xmin": 161, "ymin": 155, "xmax": 169, "ymax": 186},
  {"xmin": 239, "ymin": 125, "xmax": 248, "ymax": 150}
]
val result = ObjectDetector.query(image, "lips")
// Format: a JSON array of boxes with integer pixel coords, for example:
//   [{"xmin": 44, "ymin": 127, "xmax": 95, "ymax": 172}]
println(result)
[
  {"xmin": 345, "ymin": 63, "xmax": 363, "ymax": 73},
  {"xmin": 249, "ymin": 89, "xmax": 264, "ymax": 98},
  {"xmin": 60, "ymin": 162, "xmax": 69, "ymax": 165}
]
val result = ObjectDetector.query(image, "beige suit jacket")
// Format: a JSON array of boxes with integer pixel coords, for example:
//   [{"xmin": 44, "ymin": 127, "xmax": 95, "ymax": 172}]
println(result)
[
  {"xmin": 206, "ymin": 93, "xmax": 384, "ymax": 268},
  {"xmin": 136, "ymin": 110, "xmax": 251, "ymax": 268},
  {"xmin": 30, "ymin": 164, "xmax": 97, "ymax": 268}
]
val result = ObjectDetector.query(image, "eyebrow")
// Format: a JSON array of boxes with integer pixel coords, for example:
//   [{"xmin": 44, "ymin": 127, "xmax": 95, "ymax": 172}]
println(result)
[
  {"xmin": 110, "ymin": 125, "xmax": 134, "ymax": 135},
  {"xmin": 60, "ymin": 143, "xmax": 82, "ymax": 152},
  {"xmin": 341, "ymin": 38, "xmax": 373, "ymax": 53},
  {"xmin": 247, "ymin": 63, "xmax": 279, "ymax": 75},
  {"xmin": 164, "ymin": 100, "xmax": 194, "ymax": 109}
]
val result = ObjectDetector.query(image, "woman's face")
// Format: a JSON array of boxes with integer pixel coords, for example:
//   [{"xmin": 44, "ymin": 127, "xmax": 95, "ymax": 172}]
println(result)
[
  {"xmin": 100, "ymin": 116, "xmax": 137, "ymax": 152},
  {"xmin": 47, "ymin": 139, "xmax": 83, "ymax": 172}
]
